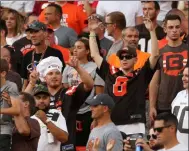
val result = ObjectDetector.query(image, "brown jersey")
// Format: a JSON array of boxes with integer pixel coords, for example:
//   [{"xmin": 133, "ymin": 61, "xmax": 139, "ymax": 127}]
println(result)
[{"xmin": 157, "ymin": 43, "xmax": 188, "ymax": 110}]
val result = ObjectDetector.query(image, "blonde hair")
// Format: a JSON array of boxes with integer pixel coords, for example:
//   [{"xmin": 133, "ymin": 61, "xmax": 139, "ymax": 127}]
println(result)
[{"xmin": 2, "ymin": 8, "xmax": 25, "ymax": 35}]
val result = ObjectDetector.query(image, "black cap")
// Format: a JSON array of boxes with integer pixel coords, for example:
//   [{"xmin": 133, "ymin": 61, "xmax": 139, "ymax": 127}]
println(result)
[
  {"xmin": 117, "ymin": 46, "xmax": 137, "ymax": 58},
  {"xmin": 86, "ymin": 94, "xmax": 115, "ymax": 110},
  {"xmin": 33, "ymin": 84, "xmax": 50, "ymax": 96},
  {"xmin": 26, "ymin": 21, "xmax": 47, "ymax": 32}
]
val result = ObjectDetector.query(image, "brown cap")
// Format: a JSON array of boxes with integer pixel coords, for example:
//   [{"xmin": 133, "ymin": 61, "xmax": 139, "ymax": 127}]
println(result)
[{"xmin": 116, "ymin": 46, "xmax": 137, "ymax": 58}]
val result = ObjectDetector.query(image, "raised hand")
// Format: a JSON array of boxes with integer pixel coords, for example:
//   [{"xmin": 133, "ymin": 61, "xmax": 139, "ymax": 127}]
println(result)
[
  {"xmin": 144, "ymin": 17, "xmax": 154, "ymax": 31},
  {"xmin": 29, "ymin": 69, "xmax": 39, "ymax": 85},
  {"xmin": 106, "ymin": 139, "xmax": 115, "ymax": 151},
  {"xmin": 93, "ymin": 138, "xmax": 100, "ymax": 151},
  {"xmin": 1, "ymin": 91, "xmax": 11, "ymax": 105},
  {"xmin": 35, "ymin": 110, "xmax": 47, "ymax": 124},
  {"xmin": 67, "ymin": 56, "xmax": 79, "ymax": 69}
]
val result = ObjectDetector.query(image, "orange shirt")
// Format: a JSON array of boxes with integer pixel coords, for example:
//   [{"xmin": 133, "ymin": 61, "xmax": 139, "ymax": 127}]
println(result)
[
  {"xmin": 107, "ymin": 49, "xmax": 150, "ymax": 70},
  {"xmin": 52, "ymin": 44, "xmax": 70, "ymax": 63},
  {"xmin": 39, "ymin": 3, "xmax": 87, "ymax": 35}
]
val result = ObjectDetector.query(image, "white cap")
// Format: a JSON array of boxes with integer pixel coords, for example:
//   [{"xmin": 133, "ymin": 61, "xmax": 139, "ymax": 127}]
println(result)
[{"xmin": 36, "ymin": 56, "xmax": 63, "ymax": 82}]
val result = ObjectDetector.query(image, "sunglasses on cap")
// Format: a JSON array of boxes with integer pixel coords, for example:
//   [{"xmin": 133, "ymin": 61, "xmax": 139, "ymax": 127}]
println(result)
[
  {"xmin": 119, "ymin": 54, "xmax": 134, "ymax": 60},
  {"xmin": 147, "ymin": 134, "xmax": 157, "ymax": 140},
  {"xmin": 153, "ymin": 125, "xmax": 172, "ymax": 133}
]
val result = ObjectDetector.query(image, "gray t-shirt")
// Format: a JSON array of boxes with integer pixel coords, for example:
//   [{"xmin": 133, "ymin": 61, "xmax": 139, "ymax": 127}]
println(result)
[
  {"xmin": 106, "ymin": 39, "xmax": 124, "ymax": 60},
  {"xmin": 62, "ymin": 62, "xmax": 105, "ymax": 114},
  {"xmin": 0, "ymin": 80, "xmax": 19, "ymax": 135},
  {"xmin": 100, "ymin": 37, "xmax": 113, "ymax": 57},
  {"xmin": 87, "ymin": 123, "xmax": 123, "ymax": 151},
  {"xmin": 54, "ymin": 26, "xmax": 77, "ymax": 48}
]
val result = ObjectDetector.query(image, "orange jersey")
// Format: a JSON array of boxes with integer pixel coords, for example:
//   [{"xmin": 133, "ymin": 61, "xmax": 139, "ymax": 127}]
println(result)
[
  {"xmin": 107, "ymin": 49, "xmax": 150, "ymax": 70},
  {"xmin": 39, "ymin": 3, "xmax": 87, "ymax": 35}
]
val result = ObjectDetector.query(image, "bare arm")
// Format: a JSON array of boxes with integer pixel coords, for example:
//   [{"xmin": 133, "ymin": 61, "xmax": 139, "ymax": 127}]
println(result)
[
  {"xmin": 149, "ymin": 70, "xmax": 160, "ymax": 121},
  {"xmin": 89, "ymin": 31, "xmax": 103, "ymax": 69},
  {"xmin": 0, "ymin": 97, "xmax": 20, "ymax": 116},
  {"xmin": 22, "ymin": 79, "xmax": 28, "ymax": 91},
  {"xmin": 144, "ymin": 18, "xmax": 159, "ymax": 69},
  {"xmin": 24, "ymin": 70, "xmax": 38, "ymax": 94},
  {"xmin": 46, "ymin": 121, "xmax": 68, "ymax": 143},
  {"xmin": 149, "ymin": 30, "xmax": 159, "ymax": 69},
  {"xmin": 75, "ymin": 64, "xmax": 94, "ymax": 92}
]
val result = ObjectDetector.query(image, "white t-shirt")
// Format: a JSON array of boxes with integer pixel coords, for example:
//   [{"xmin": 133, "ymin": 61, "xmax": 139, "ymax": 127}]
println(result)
[
  {"xmin": 97, "ymin": 1, "xmax": 143, "ymax": 27},
  {"xmin": 6, "ymin": 34, "xmax": 25, "ymax": 46},
  {"xmin": 1, "ymin": 1, "xmax": 35, "ymax": 13},
  {"xmin": 157, "ymin": 2, "xmax": 172, "ymax": 22},
  {"xmin": 32, "ymin": 109, "xmax": 68, "ymax": 151},
  {"xmin": 171, "ymin": 90, "xmax": 188, "ymax": 148},
  {"xmin": 162, "ymin": 143, "xmax": 188, "ymax": 151}
]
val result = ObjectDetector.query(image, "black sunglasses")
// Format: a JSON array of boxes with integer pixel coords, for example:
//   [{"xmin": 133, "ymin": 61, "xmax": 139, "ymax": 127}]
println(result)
[
  {"xmin": 153, "ymin": 125, "xmax": 171, "ymax": 133},
  {"xmin": 147, "ymin": 134, "xmax": 157, "ymax": 140},
  {"xmin": 119, "ymin": 55, "xmax": 134, "ymax": 60}
]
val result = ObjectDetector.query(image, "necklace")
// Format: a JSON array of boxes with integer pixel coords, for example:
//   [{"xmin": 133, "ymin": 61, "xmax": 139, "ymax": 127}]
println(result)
[{"xmin": 31, "ymin": 46, "xmax": 47, "ymax": 69}]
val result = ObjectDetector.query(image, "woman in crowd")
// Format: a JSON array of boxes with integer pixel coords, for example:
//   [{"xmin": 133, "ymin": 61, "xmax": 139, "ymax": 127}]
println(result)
[{"xmin": 2, "ymin": 8, "xmax": 25, "ymax": 45}]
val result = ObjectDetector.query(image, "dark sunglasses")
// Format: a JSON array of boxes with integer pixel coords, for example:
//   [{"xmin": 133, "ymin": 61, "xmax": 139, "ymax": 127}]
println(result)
[
  {"xmin": 119, "ymin": 55, "xmax": 134, "ymax": 60},
  {"xmin": 153, "ymin": 125, "xmax": 171, "ymax": 133},
  {"xmin": 147, "ymin": 134, "xmax": 157, "ymax": 140}
]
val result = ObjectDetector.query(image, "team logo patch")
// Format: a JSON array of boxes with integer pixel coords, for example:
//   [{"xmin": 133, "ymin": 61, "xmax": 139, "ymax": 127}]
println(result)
[{"xmin": 162, "ymin": 50, "xmax": 188, "ymax": 76}]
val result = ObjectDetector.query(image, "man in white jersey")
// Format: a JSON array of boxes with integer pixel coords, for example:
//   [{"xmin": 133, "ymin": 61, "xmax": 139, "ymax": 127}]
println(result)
[{"xmin": 171, "ymin": 65, "xmax": 188, "ymax": 148}]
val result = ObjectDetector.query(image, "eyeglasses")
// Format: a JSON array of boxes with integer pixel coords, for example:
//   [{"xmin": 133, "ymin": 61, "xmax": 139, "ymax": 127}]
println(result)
[
  {"xmin": 147, "ymin": 134, "xmax": 157, "ymax": 140},
  {"xmin": 119, "ymin": 55, "xmax": 134, "ymax": 60},
  {"xmin": 153, "ymin": 125, "xmax": 172, "ymax": 133},
  {"xmin": 104, "ymin": 22, "xmax": 114, "ymax": 26}
]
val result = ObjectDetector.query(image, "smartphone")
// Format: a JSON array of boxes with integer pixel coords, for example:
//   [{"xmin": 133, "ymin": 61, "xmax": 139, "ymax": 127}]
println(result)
[{"xmin": 127, "ymin": 133, "xmax": 143, "ymax": 149}]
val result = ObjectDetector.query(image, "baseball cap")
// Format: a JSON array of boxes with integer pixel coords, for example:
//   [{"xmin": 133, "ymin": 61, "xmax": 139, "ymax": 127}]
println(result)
[
  {"xmin": 33, "ymin": 84, "xmax": 50, "ymax": 96},
  {"xmin": 85, "ymin": 14, "xmax": 105, "ymax": 24},
  {"xmin": 46, "ymin": 24, "xmax": 54, "ymax": 32},
  {"xmin": 116, "ymin": 46, "xmax": 137, "ymax": 58},
  {"xmin": 86, "ymin": 94, "xmax": 115, "ymax": 110},
  {"xmin": 27, "ymin": 20, "xmax": 47, "ymax": 32}
]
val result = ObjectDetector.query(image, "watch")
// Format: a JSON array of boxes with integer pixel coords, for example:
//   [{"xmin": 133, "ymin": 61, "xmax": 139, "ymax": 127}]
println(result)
[{"xmin": 45, "ymin": 118, "xmax": 51, "ymax": 125}]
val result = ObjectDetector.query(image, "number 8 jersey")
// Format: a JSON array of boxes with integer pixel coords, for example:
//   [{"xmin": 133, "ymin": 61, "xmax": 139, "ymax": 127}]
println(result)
[
  {"xmin": 172, "ymin": 90, "xmax": 188, "ymax": 148},
  {"xmin": 96, "ymin": 59, "xmax": 155, "ymax": 125}
]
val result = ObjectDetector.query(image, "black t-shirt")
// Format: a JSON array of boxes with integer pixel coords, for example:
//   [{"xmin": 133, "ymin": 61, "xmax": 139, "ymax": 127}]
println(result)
[
  {"xmin": 157, "ymin": 43, "xmax": 188, "ymax": 110},
  {"xmin": 49, "ymin": 83, "xmax": 91, "ymax": 149},
  {"xmin": 21, "ymin": 46, "xmax": 65, "ymax": 79},
  {"xmin": 12, "ymin": 37, "xmax": 33, "ymax": 74},
  {"xmin": 136, "ymin": 23, "xmax": 166, "ymax": 52},
  {"xmin": 97, "ymin": 59, "xmax": 155, "ymax": 125}
]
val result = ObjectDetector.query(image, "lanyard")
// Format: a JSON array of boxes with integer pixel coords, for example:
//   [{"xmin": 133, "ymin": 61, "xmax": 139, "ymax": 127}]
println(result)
[{"xmin": 31, "ymin": 47, "xmax": 47, "ymax": 69}]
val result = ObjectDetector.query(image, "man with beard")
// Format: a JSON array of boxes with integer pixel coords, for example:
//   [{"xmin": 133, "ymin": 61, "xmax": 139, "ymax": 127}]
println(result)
[
  {"xmin": 21, "ymin": 20, "xmax": 64, "ymax": 91},
  {"xmin": 149, "ymin": 14, "xmax": 188, "ymax": 122},
  {"xmin": 136, "ymin": 1, "xmax": 166, "ymax": 53},
  {"xmin": 32, "ymin": 84, "xmax": 68, "ymax": 151},
  {"xmin": 123, "ymin": 127, "xmax": 164, "ymax": 151},
  {"xmin": 25, "ymin": 56, "xmax": 94, "ymax": 151}
]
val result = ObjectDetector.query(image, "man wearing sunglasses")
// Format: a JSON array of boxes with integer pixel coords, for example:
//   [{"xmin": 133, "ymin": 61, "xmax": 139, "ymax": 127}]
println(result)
[
  {"xmin": 123, "ymin": 127, "xmax": 163, "ymax": 151},
  {"xmin": 153, "ymin": 112, "xmax": 187, "ymax": 151},
  {"xmin": 89, "ymin": 17, "xmax": 159, "ymax": 136}
]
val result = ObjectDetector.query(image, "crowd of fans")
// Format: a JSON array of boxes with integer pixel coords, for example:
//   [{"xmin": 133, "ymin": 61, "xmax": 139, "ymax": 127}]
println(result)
[{"xmin": 0, "ymin": 1, "xmax": 188, "ymax": 151}]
